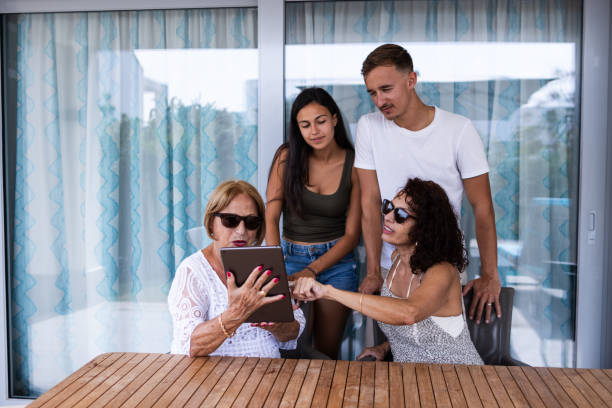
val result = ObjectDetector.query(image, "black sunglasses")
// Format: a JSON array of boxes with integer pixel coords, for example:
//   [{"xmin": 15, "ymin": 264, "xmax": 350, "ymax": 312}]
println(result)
[
  {"xmin": 381, "ymin": 199, "xmax": 416, "ymax": 224},
  {"xmin": 214, "ymin": 213, "xmax": 262, "ymax": 230}
]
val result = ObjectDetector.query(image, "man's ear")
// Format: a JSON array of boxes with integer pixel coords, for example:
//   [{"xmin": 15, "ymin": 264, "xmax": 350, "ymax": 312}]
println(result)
[{"xmin": 407, "ymin": 72, "xmax": 417, "ymax": 88}]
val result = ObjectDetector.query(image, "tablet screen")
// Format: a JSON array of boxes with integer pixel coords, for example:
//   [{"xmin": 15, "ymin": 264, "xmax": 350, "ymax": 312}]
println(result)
[{"xmin": 220, "ymin": 246, "xmax": 294, "ymax": 323}]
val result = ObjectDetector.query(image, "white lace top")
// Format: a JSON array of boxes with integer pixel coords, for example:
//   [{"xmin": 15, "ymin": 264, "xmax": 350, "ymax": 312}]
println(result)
[{"xmin": 168, "ymin": 250, "xmax": 305, "ymax": 357}]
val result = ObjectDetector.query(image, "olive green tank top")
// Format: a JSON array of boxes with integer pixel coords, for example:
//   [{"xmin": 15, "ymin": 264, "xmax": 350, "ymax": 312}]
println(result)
[{"xmin": 283, "ymin": 149, "xmax": 354, "ymax": 243}]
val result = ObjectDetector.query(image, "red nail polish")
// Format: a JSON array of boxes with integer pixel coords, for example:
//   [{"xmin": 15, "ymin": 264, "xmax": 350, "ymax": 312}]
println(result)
[
  {"xmin": 266, "ymin": 270, "xmax": 272, "ymax": 276},
  {"xmin": 226, "ymin": 272, "xmax": 231, "ymax": 277},
  {"xmin": 281, "ymin": 294, "xmax": 285, "ymax": 299},
  {"xmin": 273, "ymin": 277, "xmax": 279, "ymax": 283},
  {"xmin": 257, "ymin": 264, "xmax": 263, "ymax": 271}
]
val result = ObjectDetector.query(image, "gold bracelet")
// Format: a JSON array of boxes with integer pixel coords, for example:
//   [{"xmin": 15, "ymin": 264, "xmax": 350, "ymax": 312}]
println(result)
[
  {"xmin": 359, "ymin": 293, "xmax": 364, "ymax": 314},
  {"xmin": 218, "ymin": 314, "xmax": 235, "ymax": 338}
]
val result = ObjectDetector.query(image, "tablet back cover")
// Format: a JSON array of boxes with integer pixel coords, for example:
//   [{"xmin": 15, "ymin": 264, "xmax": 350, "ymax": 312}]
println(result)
[{"xmin": 220, "ymin": 246, "xmax": 293, "ymax": 323}]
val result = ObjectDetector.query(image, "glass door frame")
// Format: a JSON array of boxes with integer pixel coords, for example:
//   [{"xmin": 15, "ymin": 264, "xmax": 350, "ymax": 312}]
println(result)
[{"xmin": 0, "ymin": 0, "xmax": 609, "ymax": 402}]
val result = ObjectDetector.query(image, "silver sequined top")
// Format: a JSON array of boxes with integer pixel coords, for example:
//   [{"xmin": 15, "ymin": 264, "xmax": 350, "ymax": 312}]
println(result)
[{"xmin": 378, "ymin": 271, "xmax": 483, "ymax": 365}]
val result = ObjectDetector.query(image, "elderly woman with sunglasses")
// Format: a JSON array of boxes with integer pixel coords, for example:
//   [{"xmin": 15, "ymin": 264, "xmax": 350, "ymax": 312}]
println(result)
[
  {"xmin": 168, "ymin": 180, "xmax": 305, "ymax": 357},
  {"xmin": 292, "ymin": 178, "xmax": 482, "ymax": 365}
]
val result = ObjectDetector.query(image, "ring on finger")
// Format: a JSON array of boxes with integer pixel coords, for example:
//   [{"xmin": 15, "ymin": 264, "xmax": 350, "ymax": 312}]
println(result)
[
  {"xmin": 258, "ymin": 290, "xmax": 266, "ymax": 297},
  {"xmin": 486, "ymin": 302, "xmax": 493, "ymax": 306}
]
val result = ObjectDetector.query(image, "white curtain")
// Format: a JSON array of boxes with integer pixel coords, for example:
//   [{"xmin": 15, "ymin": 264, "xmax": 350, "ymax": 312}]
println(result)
[
  {"xmin": 7, "ymin": 8, "xmax": 257, "ymax": 396},
  {"xmin": 286, "ymin": 0, "xmax": 581, "ymax": 367}
]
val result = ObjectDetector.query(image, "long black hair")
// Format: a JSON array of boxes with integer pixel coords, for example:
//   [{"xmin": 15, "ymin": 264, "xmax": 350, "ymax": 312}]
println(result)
[{"xmin": 269, "ymin": 87, "xmax": 353, "ymax": 216}]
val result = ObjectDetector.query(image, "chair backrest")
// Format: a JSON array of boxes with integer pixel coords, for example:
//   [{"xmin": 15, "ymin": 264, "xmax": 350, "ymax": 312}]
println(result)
[
  {"xmin": 279, "ymin": 301, "xmax": 330, "ymax": 360},
  {"xmin": 463, "ymin": 286, "xmax": 514, "ymax": 365}
]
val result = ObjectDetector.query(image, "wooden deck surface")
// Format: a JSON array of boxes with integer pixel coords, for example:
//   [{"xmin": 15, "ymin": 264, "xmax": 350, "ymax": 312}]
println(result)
[{"xmin": 29, "ymin": 353, "xmax": 612, "ymax": 407}]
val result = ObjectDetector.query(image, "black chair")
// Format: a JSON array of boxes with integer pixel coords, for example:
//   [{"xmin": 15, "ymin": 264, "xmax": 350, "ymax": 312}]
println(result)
[
  {"xmin": 463, "ymin": 286, "xmax": 527, "ymax": 366},
  {"xmin": 279, "ymin": 301, "xmax": 330, "ymax": 360}
]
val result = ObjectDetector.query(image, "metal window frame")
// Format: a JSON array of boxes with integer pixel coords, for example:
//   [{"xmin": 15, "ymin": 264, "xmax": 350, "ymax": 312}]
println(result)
[
  {"xmin": 575, "ymin": 0, "xmax": 610, "ymax": 369},
  {"xmin": 0, "ymin": 0, "xmax": 608, "ymax": 403}
]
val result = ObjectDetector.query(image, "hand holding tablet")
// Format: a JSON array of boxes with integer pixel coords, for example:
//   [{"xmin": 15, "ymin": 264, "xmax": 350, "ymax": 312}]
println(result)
[{"xmin": 220, "ymin": 246, "xmax": 294, "ymax": 323}]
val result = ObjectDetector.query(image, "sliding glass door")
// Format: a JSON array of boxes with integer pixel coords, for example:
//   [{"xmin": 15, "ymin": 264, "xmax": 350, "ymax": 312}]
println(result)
[{"xmin": 285, "ymin": 0, "xmax": 581, "ymax": 367}]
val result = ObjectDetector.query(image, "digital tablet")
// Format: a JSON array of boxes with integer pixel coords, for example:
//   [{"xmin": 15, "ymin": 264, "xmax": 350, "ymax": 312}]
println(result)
[{"xmin": 220, "ymin": 246, "xmax": 294, "ymax": 323}]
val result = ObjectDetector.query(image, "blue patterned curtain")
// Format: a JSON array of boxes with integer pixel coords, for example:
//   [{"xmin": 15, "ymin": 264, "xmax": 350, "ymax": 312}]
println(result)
[
  {"xmin": 6, "ymin": 8, "xmax": 257, "ymax": 396},
  {"xmin": 286, "ymin": 0, "xmax": 581, "ymax": 367}
]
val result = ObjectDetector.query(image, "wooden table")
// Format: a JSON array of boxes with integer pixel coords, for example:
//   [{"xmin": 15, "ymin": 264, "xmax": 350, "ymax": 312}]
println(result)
[{"xmin": 30, "ymin": 352, "xmax": 612, "ymax": 407}]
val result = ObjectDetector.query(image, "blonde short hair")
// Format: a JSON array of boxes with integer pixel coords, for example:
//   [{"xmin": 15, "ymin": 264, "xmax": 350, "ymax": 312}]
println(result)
[{"xmin": 203, "ymin": 180, "xmax": 266, "ymax": 245}]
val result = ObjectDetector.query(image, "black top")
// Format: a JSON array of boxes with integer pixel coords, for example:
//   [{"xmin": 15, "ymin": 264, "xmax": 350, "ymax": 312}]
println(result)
[{"xmin": 282, "ymin": 149, "xmax": 354, "ymax": 242}]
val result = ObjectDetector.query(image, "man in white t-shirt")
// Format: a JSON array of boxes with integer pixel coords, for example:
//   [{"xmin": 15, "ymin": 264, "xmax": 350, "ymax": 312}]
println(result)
[{"xmin": 355, "ymin": 44, "xmax": 501, "ymax": 324}]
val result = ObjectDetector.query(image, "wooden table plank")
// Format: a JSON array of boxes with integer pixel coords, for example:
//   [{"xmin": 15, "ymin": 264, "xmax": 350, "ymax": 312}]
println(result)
[
  {"xmin": 30, "ymin": 353, "xmax": 612, "ymax": 408},
  {"xmin": 247, "ymin": 358, "xmax": 286, "ymax": 408},
  {"xmin": 532, "ymin": 367, "xmax": 581, "ymax": 407},
  {"xmin": 565, "ymin": 368, "xmax": 610, "ymax": 407},
  {"xmin": 38, "ymin": 352, "xmax": 124, "ymax": 407},
  {"xmin": 604, "ymin": 370, "xmax": 612, "ymax": 381},
  {"xmin": 198, "ymin": 357, "xmax": 247, "ymax": 407},
  {"xmin": 481, "ymin": 365, "xmax": 513, "ymax": 408},
  {"xmin": 327, "ymin": 360, "xmax": 349, "ymax": 408},
  {"xmin": 468, "ymin": 365, "xmax": 498, "ymax": 408},
  {"xmin": 428, "ymin": 364, "xmax": 451, "ymax": 408},
  {"xmin": 259, "ymin": 358, "xmax": 298, "ymax": 408},
  {"xmin": 388, "ymin": 362, "xmax": 405, "ymax": 407},
  {"xmin": 179, "ymin": 356, "xmax": 233, "ymax": 407},
  {"xmin": 506, "ymin": 366, "xmax": 546, "ymax": 408},
  {"xmin": 493, "ymin": 366, "xmax": 531, "ymax": 408},
  {"xmin": 148, "ymin": 355, "xmax": 211, "ymax": 407},
  {"xmin": 104, "ymin": 353, "xmax": 173, "ymax": 407},
  {"xmin": 29, "ymin": 353, "xmax": 113, "ymax": 408},
  {"xmin": 358, "ymin": 361, "xmax": 375, "ymax": 408},
  {"xmin": 169, "ymin": 357, "xmax": 223, "ymax": 408},
  {"xmin": 53, "ymin": 352, "xmax": 135, "ymax": 407},
  {"xmin": 295, "ymin": 359, "xmax": 323, "ymax": 408},
  {"xmin": 415, "ymin": 363, "xmax": 436, "ymax": 407},
  {"xmin": 121, "ymin": 354, "xmax": 187, "ymax": 408},
  {"xmin": 311, "ymin": 360, "xmax": 336, "ymax": 407},
  {"xmin": 440, "ymin": 365, "xmax": 467, "ymax": 408},
  {"xmin": 278, "ymin": 359, "xmax": 310, "ymax": 408},
  {"xmin": 454, "ymin": 365, "xmax": 483, "ymax": 408},
  {"xmin": 217, "ymin": 357, "xmax": 260, "ymax": 408},
  {"xmin": 132, "ymin": 356, "xmax": 202, "ymax": 408},
  {"xmin": 343, "ymin": 361, "xmax": 362, "ymax": 408},
  {"xmin": 231, "ymin": 358, "xmax": 272, "ymax": 408},
  {"xmin": 374, "ymin": 361, "xmax": 389, "ymax": 408},
  {"xmin": 401, "ymin": 363, "xmax": 420, "ymax": 407},
  {"xmin": 576, "ymin": 369, "xmax": 612, "ymax": 407},
  {"xmin": 547, "ymin": 367, "xmax": 595, "ymax": 407},
  {"xmin": 521, "ymin": 366, "xmax": 575, "ymax": 407},
  {"xmin": 72, "ymin": 352, "xmax": 149, "ymax": 408}
]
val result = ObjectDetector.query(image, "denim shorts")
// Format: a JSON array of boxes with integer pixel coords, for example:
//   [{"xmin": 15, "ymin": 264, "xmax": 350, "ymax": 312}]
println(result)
[{"xmin": 281, "ymin": 238, "xmax": 358, "ymax": 292}]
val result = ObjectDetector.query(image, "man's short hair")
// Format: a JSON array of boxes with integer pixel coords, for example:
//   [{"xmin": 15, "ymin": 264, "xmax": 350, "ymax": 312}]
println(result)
[{"xmin": 361, "ymin": 43, "xmax": 414, "ymax": 77}]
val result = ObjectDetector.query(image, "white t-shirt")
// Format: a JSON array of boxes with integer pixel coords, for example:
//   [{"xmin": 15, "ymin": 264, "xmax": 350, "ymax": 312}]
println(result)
[{"xmin": 354, "ymin": 107, "xmax": 489, "ymax": 269}]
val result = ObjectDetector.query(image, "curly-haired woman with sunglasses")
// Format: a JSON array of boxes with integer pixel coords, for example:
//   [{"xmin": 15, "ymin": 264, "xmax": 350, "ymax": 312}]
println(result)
[
  {"xmin": 168, "ymin": 180, "xmax": 305, "ymax": 357},
  {"xmin": 292, "ymin": 178, "xmax": 483, "ymax": 365},
  {"xmin": 266, "ymin": 88, "xmax": 361, "ymax": 359}
]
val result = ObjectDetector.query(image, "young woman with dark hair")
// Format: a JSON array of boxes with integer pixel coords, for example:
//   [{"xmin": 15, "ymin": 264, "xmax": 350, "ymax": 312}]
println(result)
[
  {"xmin": 292, "ymin": 178, "xmax": 483, "ymax": 365},
  {"xmin": 266, "ymin": 87, "xmax": 361, "ymax": 359}
]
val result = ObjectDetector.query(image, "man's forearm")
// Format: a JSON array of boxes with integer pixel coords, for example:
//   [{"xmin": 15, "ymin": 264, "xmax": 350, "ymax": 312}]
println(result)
[
  {"xmin": 362, "ymin": 208, "xmax": 382, "ymax": 276},
  {"xmin": 474, "ymin": 206, "xmax": 498, "ymax": 279}
]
